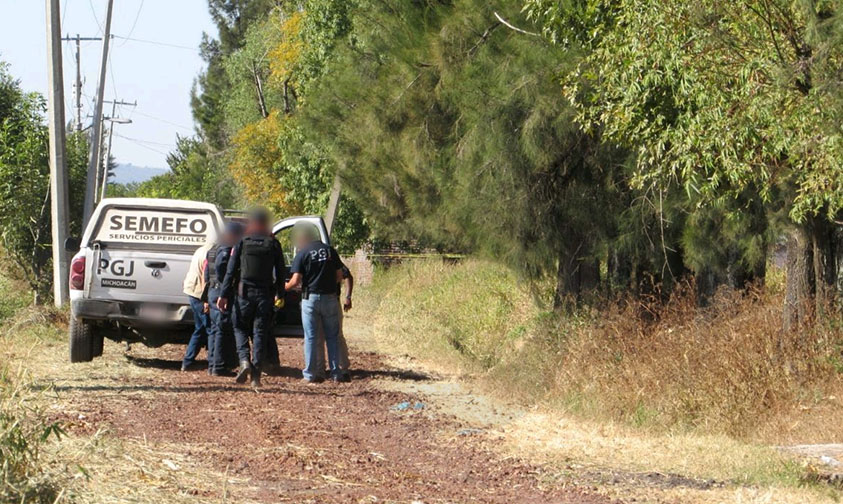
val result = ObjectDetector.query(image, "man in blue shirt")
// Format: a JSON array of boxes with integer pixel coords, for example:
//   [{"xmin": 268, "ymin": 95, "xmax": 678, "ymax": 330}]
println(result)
[
  {"xmin": 218, "ymin": 209, "xmax": 286, "ymax": 388},
  {"xmin": 284, "ymin": 222, "xmax": 347, "ymax": 383},
  {"xmin": 204, "ymin": 221, "xmax": 243, "ymax": 377}
]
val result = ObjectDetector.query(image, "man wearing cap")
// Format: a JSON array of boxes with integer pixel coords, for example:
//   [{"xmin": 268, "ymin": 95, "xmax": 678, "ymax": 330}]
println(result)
[
  {"xmin": 218, "ymin": 209, "xmax": 286, "ymax": 388},
  {"xmin": 285, "ymin": 222, "xmax": 348, "ymax": 383},
  {"xmin": 205, "ymin": 221, "xmax": 243, "ymax": 376}
]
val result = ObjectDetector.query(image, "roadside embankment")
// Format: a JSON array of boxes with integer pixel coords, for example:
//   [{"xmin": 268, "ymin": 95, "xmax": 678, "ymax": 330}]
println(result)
[{"xmin": 353, "ymin": 259, "xmax": 843, "ymax": 499}]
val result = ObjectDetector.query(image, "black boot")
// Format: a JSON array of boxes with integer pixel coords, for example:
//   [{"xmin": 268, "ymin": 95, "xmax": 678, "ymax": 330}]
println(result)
[
  {"xmin": 251, "ymin": 367, "xmax": 262, "ymax": 388},
  {"xmin": 235, "ymin": 360, "xmax": 251, "ymax": 384}
]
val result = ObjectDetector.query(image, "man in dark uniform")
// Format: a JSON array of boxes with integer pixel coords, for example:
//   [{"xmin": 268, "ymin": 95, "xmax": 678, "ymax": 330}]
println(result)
[
  {"xmin": 218, "ymin": 209, "xmax": 286, "ymax": 388},
  {"xmin": 205, "ymin": 221, "xmax": 243, "ymax": 377},
  {"xmin": 285, "ymin": 222, "xmax": 347, "ymax": 383}
]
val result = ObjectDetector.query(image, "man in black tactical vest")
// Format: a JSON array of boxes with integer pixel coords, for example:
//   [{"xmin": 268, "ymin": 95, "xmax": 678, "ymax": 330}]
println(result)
[{"xmin": 218, "ymin": 209, "xmax": 286, "ymax": 387}]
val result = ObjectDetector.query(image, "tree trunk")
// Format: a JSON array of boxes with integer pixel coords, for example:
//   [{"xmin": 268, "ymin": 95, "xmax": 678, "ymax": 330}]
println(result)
[
  {"xmin": 554, "ymin": 248, "xmax": 581, "ymax": 311},
  {"xmin": 783, "ymin": 225, "xmax": 813, "ymax": 331},
  {"xmin": 811, "ymin": 215, "xmax": 837, "ymax": 318},
  {"xmin": 553, "ymin": 241, "xmax": 598, "ymax": 310}
]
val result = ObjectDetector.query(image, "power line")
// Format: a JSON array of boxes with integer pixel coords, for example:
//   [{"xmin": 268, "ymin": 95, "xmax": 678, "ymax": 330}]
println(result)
[
  {"xmin": 111, "ymin": 35, "xmax": 197, "ymax": 51},
  {"xmin": 87, "ymin": 0, "xmax": 103, "ymax": 35},
  {"xmin": 107, "ymin": 47, "xmax": 118, "ymax": 98},
  {"xmin": 61, "ymin": 0, "xmax": 70, "ymax": 27},
  {"xmin": 132, "ymin": 110, "xmax": 193, "ymax": 131},
  {"xmin": 116, "ymin": 0, "xmax": 145, "ymax": 47},
  {"xmin": 115, "ymin": 134, "xmax": 171, "ymax": 156},
  {"xmin": 114, "ymin": 132, "xmax": 173, "ymax": 147}
]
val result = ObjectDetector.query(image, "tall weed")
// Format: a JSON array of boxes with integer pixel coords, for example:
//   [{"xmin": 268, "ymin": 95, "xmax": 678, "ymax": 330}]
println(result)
[
  {"xmin": 0, "ymin": 370, "xmax": 67, "ymax": 503},
  {"xmin": 360, "ymin": 260, "xmax": 843, "ymax": 440}
]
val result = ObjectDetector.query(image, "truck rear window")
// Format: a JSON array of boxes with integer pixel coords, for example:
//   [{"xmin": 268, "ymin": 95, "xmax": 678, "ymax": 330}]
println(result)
[{"xmin": 93, "ymin": 207, "xmax": 217, "ymax": 246}]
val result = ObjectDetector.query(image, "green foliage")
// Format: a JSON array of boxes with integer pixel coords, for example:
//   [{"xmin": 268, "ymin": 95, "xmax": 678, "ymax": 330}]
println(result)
[
  {"xmin": 192, "ymin": 0, "xmax": 278, "ymax": 148},
  {"xmin": 557, "ymin": 0, "xmax": 843, "ymax": 222},
  {"xmin": 135, "ymin": 136, "xmax": 238, "ymax": 208},
  {"xmin": 202, "ymin": 1, "xmax": 369, "ymax": 251},
  {"xmin": 0, "ymin": 63, "xmax": 87, "ymax": 301},
  {"xmin": 303, "ymin": 0, "xmax": 632, "ymax": 295},
  {"xmin": 104, "ymin": 181, "xmax": 140, "ymax": 198}
]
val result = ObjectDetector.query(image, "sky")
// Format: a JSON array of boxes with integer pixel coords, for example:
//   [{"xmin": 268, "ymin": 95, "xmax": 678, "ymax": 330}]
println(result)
[{"xmin": 0, "ymin": 0, "xmax": 216, "ymax": 169}]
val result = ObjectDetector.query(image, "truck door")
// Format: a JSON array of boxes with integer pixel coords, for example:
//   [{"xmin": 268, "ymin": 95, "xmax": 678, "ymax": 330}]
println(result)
[{"xmin": 271, "ymin": 216, "xmax": 330, "ymax": 336}]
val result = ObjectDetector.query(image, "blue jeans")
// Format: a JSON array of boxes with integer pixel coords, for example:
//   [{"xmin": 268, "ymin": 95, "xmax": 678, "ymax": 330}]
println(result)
[
  {"xmin": 233, "ymin": 285, "xmax": 274, "ymax": 370},
  {"xmin": 302, "ymin": 293, "xmax": 343, "ymax": 380},
  {"xmin": 183, "ymin": 296, "xmax": 210, "ymax": 367},
  {"xmin": 208, "ymin": 288, "xmax": 235, "ymax": 372}
]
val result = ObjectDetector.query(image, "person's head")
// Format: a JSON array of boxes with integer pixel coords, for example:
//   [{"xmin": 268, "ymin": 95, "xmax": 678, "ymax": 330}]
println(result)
[
  {"xmin": 221, "ymin": 221, "xmax": 244, "ymax": 246},
  {"xmin": 293, "ymin": 221, "xmax": 320, "ymax": 249},
  {"xmin": 245, "ymin": 207, "xmax": 271, "ymax": 235}
]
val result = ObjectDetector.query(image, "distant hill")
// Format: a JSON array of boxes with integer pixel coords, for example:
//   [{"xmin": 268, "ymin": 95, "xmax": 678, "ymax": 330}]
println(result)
[{"xmin": 110, "ymin": 164, "xmax": 169, "ymax": 185}]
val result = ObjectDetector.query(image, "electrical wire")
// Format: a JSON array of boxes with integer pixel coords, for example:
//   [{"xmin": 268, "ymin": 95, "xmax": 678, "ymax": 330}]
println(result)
[
  {"xmin": 132, "ymin": 110, "xmax": 193, "ymax": 131},
  {"xmin": 87, "ymin": 0, "xmax": 103, "ymax": 35},
  {"xmin": 111, "ymin": 35, "xmax": 197, "ymax": 51},
  {"xmin": 117, "ymin": 136, "xmax": 171, "ymax": 156},
  {"xmin": 107, "ymin": 46, "xmax": 118, "ymax": 99},
  {"xmin": 116, "ymin": 0, "xmax": 145, "ymax": 48},
  {"xmin": 61, "ymin": 0, "xmax": 70, "ymax": 28},
  {"xmin": 114, "ymin": 132, "xmax": 173, "ymax": 148}
]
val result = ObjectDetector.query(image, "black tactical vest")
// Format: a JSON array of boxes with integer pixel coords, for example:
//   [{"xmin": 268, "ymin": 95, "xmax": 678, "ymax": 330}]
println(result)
[
  {"xmin": 206, "ymin": 245, "xmax": 220, "ymax": 285},
  {"xmin": 240, "ymin": 236, "xmax": 275, "ymax": 283}
]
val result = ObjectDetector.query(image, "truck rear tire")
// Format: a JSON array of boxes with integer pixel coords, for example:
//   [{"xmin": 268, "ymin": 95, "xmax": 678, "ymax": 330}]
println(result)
[
  {"xmin": 92, "ymin": 332, "xmax": 104, "ymax": 357},
  {"xmin": 69, "ymin": 316, "xmax": 94, "ymax": 363}
]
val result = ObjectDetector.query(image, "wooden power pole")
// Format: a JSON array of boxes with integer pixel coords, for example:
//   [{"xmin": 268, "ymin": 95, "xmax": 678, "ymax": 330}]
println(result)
[
  {"xmin": 46, "ymin": 0, "xmax": 71, "ymax": 306},
  {"xmin": 83, "ymin": 0, "xmax": 114, "ymax": 229},
  {"xmin": 61, "ymin": 34, "xmax": 103, "ymax": 131}
]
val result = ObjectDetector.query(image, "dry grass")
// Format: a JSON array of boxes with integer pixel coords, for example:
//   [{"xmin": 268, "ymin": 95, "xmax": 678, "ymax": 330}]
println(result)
[
  {"xmin": 356, "ymin": 259, "xmax": 843, "ymax": 495},
  {"xmin": 360, "ymin": 260, "xmax": 843, "ymax": 441},
  {"xmin": 0, "ymin": 369, "xmax": 70, "ymax": 503},
  {"xmin": 0, "ymin": 278, "xmax": 253, "ymax": 504},
  {"xmin": 534, "ymin": 285, "xmax": 843, "ymax": 441}
]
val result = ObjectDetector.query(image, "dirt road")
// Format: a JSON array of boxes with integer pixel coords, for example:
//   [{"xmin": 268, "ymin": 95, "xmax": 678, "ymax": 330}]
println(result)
[{"xmin": 48, "ymin": 336, "xmax": 611, "ymax": 503}]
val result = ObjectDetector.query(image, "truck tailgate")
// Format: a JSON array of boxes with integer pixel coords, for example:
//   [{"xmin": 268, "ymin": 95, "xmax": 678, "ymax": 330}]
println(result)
[{"xmin": 89, "ymin": 248, "xmax": 193, "ymax": 304}]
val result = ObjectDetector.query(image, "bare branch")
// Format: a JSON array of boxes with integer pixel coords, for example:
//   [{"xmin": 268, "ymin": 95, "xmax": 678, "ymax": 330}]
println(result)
[{"xmin": 493, "ymin": 12, "xmax": 540, "ymax": 37}]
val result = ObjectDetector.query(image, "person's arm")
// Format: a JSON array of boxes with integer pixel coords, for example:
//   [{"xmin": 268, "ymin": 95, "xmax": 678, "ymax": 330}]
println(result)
[
  {"xmin": 332, "ymin": 247, "xmax": 344, "ymax": 284},
  {"xmin": 273, "ymin": 240, "xmax": 286, "ymax": 298},
  {"xmin": 218, "ymin": 241, "xmax": 241, "ymax": 311},
  {"xmin": 285, "ymin": 273, "xmax": 302, "ymax": 291},
  {"xmin": 285, "ymin": 250, "xmax": 304, "ymax": 291},
  {"xmin": 342, "ymin": 268, "xmax": 354, "ymax": 312},
  {"xmin": 202, "ymin": 257, "xmax": 210, "ymax": 312}
]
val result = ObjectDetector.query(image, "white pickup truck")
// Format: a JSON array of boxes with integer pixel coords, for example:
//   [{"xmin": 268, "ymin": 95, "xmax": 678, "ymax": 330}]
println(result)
[{"xmin": 67, "ymin": 198, "xmax": 330, "ymax": 363}]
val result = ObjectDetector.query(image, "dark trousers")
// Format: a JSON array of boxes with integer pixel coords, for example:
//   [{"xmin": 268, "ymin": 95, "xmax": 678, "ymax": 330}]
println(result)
[
  {"xmin": 183, "ymin": 295, "xmax": 209, "ymax": 367},
  {"xmin": 233, "ymin": 285, "xmax": 275, "ymax": 370},
  {"xmin": 208, "ymin": 288, "xmax": 237, "ymax": 372}
]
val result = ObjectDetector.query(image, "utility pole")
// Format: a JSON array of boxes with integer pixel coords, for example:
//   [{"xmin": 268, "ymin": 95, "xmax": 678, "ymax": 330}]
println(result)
[
  {"xmin": 46, "ymin": 0, "xmax": 71, "ymax": 306},
  {"xmin": 83, "ymin": 0, "xmax": 114, "ymax": 229},
  {"xmin": 98, "ymin": 99, "xmax": 135, "ymax": 202},
  {"xmin": 61, "ymin": 34, "xmax": 102, "ymax": 131}
]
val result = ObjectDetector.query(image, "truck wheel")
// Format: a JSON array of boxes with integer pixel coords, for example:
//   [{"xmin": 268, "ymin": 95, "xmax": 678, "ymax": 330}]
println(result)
[
  {"xmin": 69, "ymin": 316, "xmax": 94, "ymax": 363},
  {"xmin": 92, "ymin": 332, "xmax": 104, "ymax": 357}
]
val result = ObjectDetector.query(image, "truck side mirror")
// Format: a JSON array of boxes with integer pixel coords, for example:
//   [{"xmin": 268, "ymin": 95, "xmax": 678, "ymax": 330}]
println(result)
[{"xmin": 64, "ymin": 237, "xmax": 80, "ymax": 253}]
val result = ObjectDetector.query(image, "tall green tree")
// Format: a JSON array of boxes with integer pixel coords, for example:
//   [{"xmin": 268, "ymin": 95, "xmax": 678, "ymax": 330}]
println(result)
[
  {"xmin": 304, "ymin": 0, "xmax": 639, "ymax": 304},
  {"xmin": 526, "ymin": 0, "xmax": 843, "ymax": 325},
  {"xmin": 0, "ymin": 63, "xmax": 88, "ymax": 301}
]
